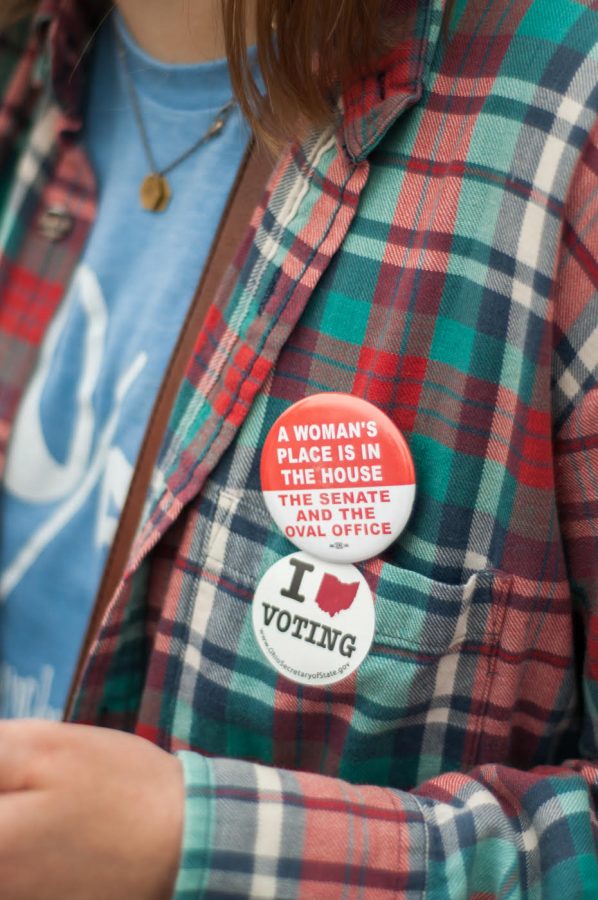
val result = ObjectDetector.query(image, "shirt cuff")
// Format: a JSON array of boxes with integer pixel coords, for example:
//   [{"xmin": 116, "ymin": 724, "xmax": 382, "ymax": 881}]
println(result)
[{"xmin": 173, "ymin": 750, "xmax": 214, "ymax": 899}]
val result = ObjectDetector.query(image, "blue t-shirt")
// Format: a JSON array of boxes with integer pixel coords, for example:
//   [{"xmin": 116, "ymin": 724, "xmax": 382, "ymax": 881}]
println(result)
[{"xmin": 0, "ymin": 14, "xmax": 250, "ymax": 718}]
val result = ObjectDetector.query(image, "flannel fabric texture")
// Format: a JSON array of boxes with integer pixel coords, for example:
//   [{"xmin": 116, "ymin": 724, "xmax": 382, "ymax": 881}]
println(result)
[{"xmin": 1, "ymin": 0, "xmax": 598, "ymax": 896}]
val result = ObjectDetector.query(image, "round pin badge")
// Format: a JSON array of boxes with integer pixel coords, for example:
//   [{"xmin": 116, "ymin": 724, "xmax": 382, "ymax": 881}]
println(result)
[
  {"xmin": 260, "ymin": 393, "xmax": 416, "ymax": 563},
  {"xmin": 252, "ymin": 551, "xmax": 375, "ymax": 686}
]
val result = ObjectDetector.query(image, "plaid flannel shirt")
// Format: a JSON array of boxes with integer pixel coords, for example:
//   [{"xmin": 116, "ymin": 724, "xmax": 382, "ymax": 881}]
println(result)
[{"xmin": 2, "ymin": 0, "xmax": 598, "ymax": 896}]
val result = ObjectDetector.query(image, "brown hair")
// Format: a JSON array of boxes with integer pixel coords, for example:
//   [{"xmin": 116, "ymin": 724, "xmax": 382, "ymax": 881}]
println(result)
[{"xmin": 224, "ymin": 0, "xmax": 400, "ymax": 144}]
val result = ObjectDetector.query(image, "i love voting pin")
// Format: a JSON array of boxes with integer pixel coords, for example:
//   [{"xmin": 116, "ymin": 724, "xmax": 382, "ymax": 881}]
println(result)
[
  {"xmin": 252, "ymin": 552, "xmax": 375, "ymax": 686},
  {"xmin": 261, "ymin": 393, "xmax": 416, "ymax": 563}
]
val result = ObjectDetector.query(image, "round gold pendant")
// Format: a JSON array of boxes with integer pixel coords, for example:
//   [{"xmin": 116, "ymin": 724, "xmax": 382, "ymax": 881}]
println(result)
[{"xmin": 140, "ymin": 173, "xmax": 171, "ymax": 212}]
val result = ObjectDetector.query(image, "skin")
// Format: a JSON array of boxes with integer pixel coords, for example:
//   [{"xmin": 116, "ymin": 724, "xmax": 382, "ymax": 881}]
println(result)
[
  {"xmin": 117, "ymin": 0, "xmax": 256, "ymax": 63},
  {"xmin": 0, "ymin": 721, "xmax": 184, "ymax": 899},
  {"xmin": 0, "ymin": 3, "xmax": 262, "ymax": 897}
]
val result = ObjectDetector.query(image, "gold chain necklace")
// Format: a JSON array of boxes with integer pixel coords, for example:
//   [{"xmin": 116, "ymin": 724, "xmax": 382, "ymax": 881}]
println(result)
[{"xmin": 114, "ymin": 21, "xmax": 236, "ymax": 213}]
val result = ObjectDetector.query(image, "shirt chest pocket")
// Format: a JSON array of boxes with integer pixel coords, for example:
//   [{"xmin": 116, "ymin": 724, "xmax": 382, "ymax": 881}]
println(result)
[{"xmin": 353, "ymin": 561, "xmax": 512, "ymax": 782}]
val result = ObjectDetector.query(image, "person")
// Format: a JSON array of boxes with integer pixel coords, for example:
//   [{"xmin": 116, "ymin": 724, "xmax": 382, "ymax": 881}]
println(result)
[{"xmin": 0, "ymin": 0, "xmax": 597, "ymax": 897}]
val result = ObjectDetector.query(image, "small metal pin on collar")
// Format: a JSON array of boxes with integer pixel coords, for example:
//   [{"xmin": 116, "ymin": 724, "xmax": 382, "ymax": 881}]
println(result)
[{"xmin": 37, "ymin": 205, "xmax": 75, "ymax": 242}]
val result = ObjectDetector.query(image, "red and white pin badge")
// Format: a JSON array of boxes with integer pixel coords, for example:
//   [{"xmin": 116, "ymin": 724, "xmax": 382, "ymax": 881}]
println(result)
[
  {"xmin": 260, "ymin": 393, "xmax": 416, "ymax": 563},
  {"xmin": 252, "ymin": 551, "xmax": 375, "ymax": 686}
]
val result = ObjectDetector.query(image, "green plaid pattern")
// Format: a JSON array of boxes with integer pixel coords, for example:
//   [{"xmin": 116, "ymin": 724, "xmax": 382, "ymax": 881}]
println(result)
[{"xmin": 2, "ymin": 0, "xmax": 598, "ymax": 896}]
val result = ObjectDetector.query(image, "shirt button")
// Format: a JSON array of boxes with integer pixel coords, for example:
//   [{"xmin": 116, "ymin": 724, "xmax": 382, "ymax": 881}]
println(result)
[{"xmin": 37, "ymin": 205, "xmax": 74, "ymax": 242}]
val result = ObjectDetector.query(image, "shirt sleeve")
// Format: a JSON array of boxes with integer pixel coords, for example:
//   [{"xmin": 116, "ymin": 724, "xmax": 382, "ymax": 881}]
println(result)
[
  {"xmin": 172, "ymin": 120, "xmax": 598, "ymax": 900},
  {"xmin": 174, "ymin": 751, "xmax": 598, "ymax": 897}
]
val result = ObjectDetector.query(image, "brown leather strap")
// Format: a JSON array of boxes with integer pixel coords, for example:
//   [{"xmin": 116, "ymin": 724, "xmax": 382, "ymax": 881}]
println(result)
[{"xmin": 64, "ymin": 141, "xmax": 273, "ymax": 718}]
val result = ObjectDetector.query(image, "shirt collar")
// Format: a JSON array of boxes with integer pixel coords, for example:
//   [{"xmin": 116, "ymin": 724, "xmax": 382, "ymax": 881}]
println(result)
[
  {"xmin": 33, "ymin": 0, "xmax": 107, "ymax": 131},
  {"xmin": 341, "ymin": 0, "xmax": 445, "ymax": 161},
  {"xmin": 35, "ymin": 0, "xmax": 443, "ymax": 152}
]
